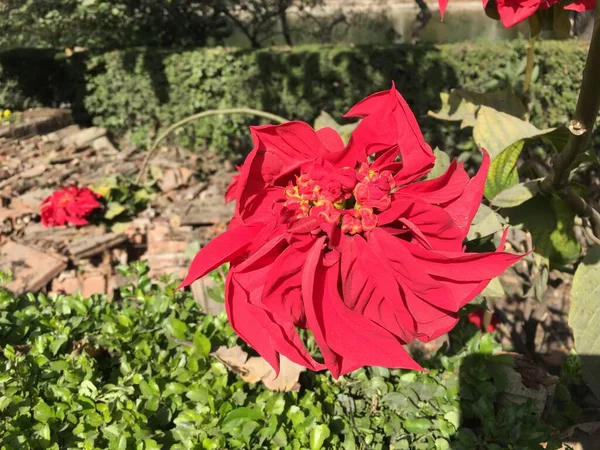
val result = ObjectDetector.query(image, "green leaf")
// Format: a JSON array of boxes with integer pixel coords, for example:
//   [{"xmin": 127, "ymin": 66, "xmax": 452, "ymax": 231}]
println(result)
[
  {"xmin": 193, "ymin": 331, "xmax": 211, "ymax": 357},
  {"xmin": 221, "ymin": 407, "xmax": 262, "ymax": 430},
  {"xmin": 425, "ymin": 148, "xmax": 451, "ymax": 180},
  {"xmin": 489, "ymin": 178, "xmax": 541, "ymax": 208},
  {"xmin": 105, "ymin": 201, "xmax": 127, "ymax": 220},
  {"xmin": 164, "ymin": 317, "xmax": 188, "ymax": 340},
  {"xmin": 310, "ymin": 424, "xmax": 331, "ymax": 450},
  {"xmin": 569, "ymin": 245, "xmax": 600, "ymax": 399},
  {"xmin": 484, "ymin": 140, "xmax": 525, "ymax": 202},
  {"xmin": 403, "ymin": 418, "xmax": 431, "ymax": 434},
  {"xmin": 428, "ymin": 88, "xmax": 526, "ymax": 128},
  {"xmin": 481, "ymin": 277, "xmax": 504, "ymax": 297},
  {"xmin": 506, "ymin": 195, "xmax": 580, "ymax": 267},
  {"xmin": 313, "ymin": 110, "xmax": 359, "ymax": 145},
  {"xmin": 33, "ymin": 400, "xmax": 54, "ymax": 423},
  {"xmin": 467, "ymin": 204, "xmax": 505, "ymax": 241},
  {"xmin": 473, "ymin": 106, "xmax": 550, "ymax": 160},
  {"xmin": 435, "ymin": 438, "xmax": 450, "ymax": 450}
]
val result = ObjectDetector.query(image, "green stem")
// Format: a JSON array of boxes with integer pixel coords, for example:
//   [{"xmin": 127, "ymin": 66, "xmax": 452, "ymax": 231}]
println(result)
[
  {"xmin": 539, "ymin": 3, "xmax": 600, "ymax": 236},
  {"xmin": 135, "ymin": 108, "xmax": 289, "ymax": 184}
]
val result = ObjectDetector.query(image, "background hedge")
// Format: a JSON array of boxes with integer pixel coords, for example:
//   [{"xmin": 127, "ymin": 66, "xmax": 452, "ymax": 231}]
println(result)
[{"xmin": 0, "ymin": 40, "xmax": 589, "ymax": 152}]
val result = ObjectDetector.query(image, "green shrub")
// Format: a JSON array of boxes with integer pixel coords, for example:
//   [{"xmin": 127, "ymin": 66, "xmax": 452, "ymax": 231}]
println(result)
[
  {"xmin": 0, "ymin": 41, "xmax": 590, "ymax": 154},
  {"xmin": 0, "ymin": 264, "xmax": 566, "ymax": 449}
]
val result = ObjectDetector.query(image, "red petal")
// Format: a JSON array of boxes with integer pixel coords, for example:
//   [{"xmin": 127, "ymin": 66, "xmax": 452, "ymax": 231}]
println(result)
[
  {"xmin": 439, "ymin": 0, "xmax": 448, "ymax": 19},
  {"xmin": 228, "ymin": 238, "xmax": 325, "ymax": 373},
  {"xmin": 564, "ymin": 0, "xmax": 593, "ymax": 11},
  {"xmin": 316, "ymin": 127, "xmax": 345, "ymax": 154},
  {"xmin": 320, "ymin": 262, "xmax": 423, "ymax": 376},
  {"xmin": 496, "ymin": 0, "xmax": 540, "ymax": 27},
  {"xmin": 378, "ymin": 199, "xmax": 464, "ymax": 252},
  {"xmin": 179, "ymin": 223, "xmax": 264, "ymax": 288},
  {"xmin": 345, "ymin": 84, "xmax": 435, "ymax": 183},
  {"xmin": 443, "ymin": 149, "xmax": 490, "ymax": 240},
  {"xmin": 301, "ymin": 237, "xmax": 343, "ymax": 377},
  {"xmin": 262, "ymin": 245, "xmax": 307, "ymax": 327},
  {"xmin": 395, "ymin": 159, "xmax": 469, "ymax": 205},
  {"xmin": 348, "ymin": 235, "xmax": 419, "ymax": 343}
]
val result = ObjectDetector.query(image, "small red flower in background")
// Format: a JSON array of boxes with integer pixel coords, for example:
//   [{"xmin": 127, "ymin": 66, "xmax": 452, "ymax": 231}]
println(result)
[
  {"xmin": 40, "ymin": 185, "xmax": 102, "ymax": 227},
  {"xmin": 438, "ymin": 0, "xmax": 594, "ymax": 28},
  {"xmin": 181, "ymin": 83, "xmax": 524, "ymax": 378},
  {"xmin": 468, "ymin": 309, "xmax": 499, "ymax": 333}
]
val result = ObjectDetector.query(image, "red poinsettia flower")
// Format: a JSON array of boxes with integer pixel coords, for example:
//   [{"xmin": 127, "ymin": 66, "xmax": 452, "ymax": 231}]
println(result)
[
  {"xmin": 468, "ymin": 309, "xmax": 499, "ymax": 333},
  {"xmin": 438, "ymin": 0, "xmax": 593, "ymax": 28},
  {"xmin": 40, "ymin": 185, "xmax": 102, "ymax": 227},
  {"xmin": 181, "ymin": 84, "xmax": 523, "ymax": 378},
  {"xmin": 225, "ymin": 165, "xmax": 242, "ymax": 203}
]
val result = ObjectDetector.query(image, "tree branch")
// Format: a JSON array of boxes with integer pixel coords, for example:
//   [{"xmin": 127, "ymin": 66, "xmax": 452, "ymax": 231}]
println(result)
[
  {"xmin": 136, "ymin": 108, "xmax": 289, "ymax": 184},
  {"xmin": 539, "ymin": 3, "xmax": 600, "ymax": 239},
  {"xmin": 540, "ymin": 4, "xmax": 600, "ymax": 192}
]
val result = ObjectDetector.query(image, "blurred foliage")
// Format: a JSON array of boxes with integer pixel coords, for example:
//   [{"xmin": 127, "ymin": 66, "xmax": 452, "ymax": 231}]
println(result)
[
  {"xmin": 0, "ymin": 41, "xmax": 589, "ymax": 155},
  {"xmin": 0, "ymin": 0, "xmax": 231, "ymax": 50},
  {"xmin": 0, "ymin": 264, "xmax": 569, "ymax": 449}
]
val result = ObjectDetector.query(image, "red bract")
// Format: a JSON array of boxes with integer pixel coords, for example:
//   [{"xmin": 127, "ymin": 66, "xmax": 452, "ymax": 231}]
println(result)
[
  {"xmin": 40, "ymin": 185, "xmax": 102, "ymax": 227},
  {"xmin": 468, "ymin": 310, "xmax": 499, "ymax": 333},
  {"xmin": 181, "ymin": 84, "xmax": 523, "ymax": 378},
  {"xmin": 438, "ymin": 0, "xmax": 594, "ymax": 27}
]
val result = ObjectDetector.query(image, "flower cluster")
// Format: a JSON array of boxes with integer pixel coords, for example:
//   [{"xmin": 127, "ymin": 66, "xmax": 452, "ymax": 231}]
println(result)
[
  {"xmin": 438, "ymin": 0, "xmax": 594, "ymax": 28},
  {"xmin": 181, "ymin": 84, "xmax": 523, "ymax": 377},
  {"xmin": 40, "ymin": 185, "xmax": 102, "ymax": 227}
]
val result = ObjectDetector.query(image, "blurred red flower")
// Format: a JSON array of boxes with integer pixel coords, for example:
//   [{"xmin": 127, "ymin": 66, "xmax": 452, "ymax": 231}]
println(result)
[
  {"xmin": 467, "ymin": 309, "xmax": 499, "ymax": 333},
  {"xmin": 438, "ymin": 0, "xmax": 594, "ymax": 28},
  {"xmin": 181, "ymin": 84, "xmax": 523, "ymax": 378},
  {"xmin": 40, "ymin": 185, "xmax": 102, "ymax": 227}
]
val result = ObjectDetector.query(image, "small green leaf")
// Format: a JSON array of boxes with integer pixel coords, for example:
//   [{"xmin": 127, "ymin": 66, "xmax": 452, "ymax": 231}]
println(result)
[
  {"xmin": 221, "ymin": 407, "xmax": 262, "ymax": 430},
  {"xmin": 484, "ymin": 140, "xmax": 525, "ymax": 202},
  {"xmin": 428, "ymin": 88, "xmax": 526, "ymax": 128},
  {"xmin": 403, "ymin": 418, "xmax": 431, "ymax": 434},
  {"xmin": 490, "ymin": 178, "xmax": 541, "ymax": 208},
  {"xmin": 481, "ymin": 277, "xmax": 504, "ymax": 298},
  {"xmin": 425, "ymin": 148, "xmax": 451, "ymax": 180},
  {"xmin": 164, "ymin": 317, "xmax": 188, "ymax": 340},
  {"xmin": 33, "ymin": 400, "xmax": 54, "ymax": 423},
  {"xmin": 193, "ymin": 332, "xmax": 211, "ymax": 357},
  {"xmin": 506, "ymin": 195, "xmax": 580, "ymax": 267},
  {"xmin": 105, "ymin": 202, "xmax": 127, "ymax": 220},
  {"xmin": 569, "ymin": 245, "xmax": 600, "ymax": 399},
  {"xmin": 313, "ymin": 110, "xmax": 359, "ymax": 144},
  {"xmin": 467, "ymin": 204, "xmax": 505, "ymax": 241},
  {"xmin": 310, "ymin": 424, "xmax": 331, "ymax": 450},
  {"xmin": 435, "ymin": 438, "xmax": 450, "ymax": 450},
  {"xmin": 444, "ymin": 411, "xmax": 460, "ymax": 430}
]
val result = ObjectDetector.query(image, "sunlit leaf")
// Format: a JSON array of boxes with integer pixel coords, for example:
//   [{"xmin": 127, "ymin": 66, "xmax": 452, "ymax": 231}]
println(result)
[{"xmin": 570, "ymin": 246, "xmax": 600, "ymax": 400}]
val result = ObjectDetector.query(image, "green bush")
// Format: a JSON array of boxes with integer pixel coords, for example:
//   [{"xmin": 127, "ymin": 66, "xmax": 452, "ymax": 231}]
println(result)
[
  {"xmin": 0, "ymin": 41, "xmax": 589, "ymax": 154},
  {"xmin": 0, "ymin": 264, "xmax": 567, "ymax": 449}
]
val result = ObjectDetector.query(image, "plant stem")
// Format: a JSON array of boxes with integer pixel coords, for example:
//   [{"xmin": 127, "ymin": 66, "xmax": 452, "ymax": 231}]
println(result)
[
  {"xmin": 539, "ymin": 3, "xmax": 600, "ymax": 236},
  {"xmin": 135, "ymin": 108, "xmax": 289, "ymax": 184}
]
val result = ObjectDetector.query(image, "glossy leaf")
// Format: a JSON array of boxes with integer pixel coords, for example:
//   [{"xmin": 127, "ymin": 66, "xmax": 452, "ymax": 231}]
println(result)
[
  {"xmin": 473, "ymin": 106, "xmax": 551, "ymax": 160},
  {"xmin": 467, "ymin": 204, "xmax": 505, "ymax": 241},
  {"xmin": 489, "ymin": 179, "xmax": 541, "ymax": 208},
  {"xmin": 426, "ymin": 148, "xmax": 451, "ymax": 180},
  {"xmin": 506, "ymin": 195, "xmax": 580, "ymax": 267},
  {"xmin": 570, "ymin": 245, "xmax": 600, "ymax": 400},
  {"xmin": 484, "ymin": 140, "xmax": 525, "ymax": 202}
]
